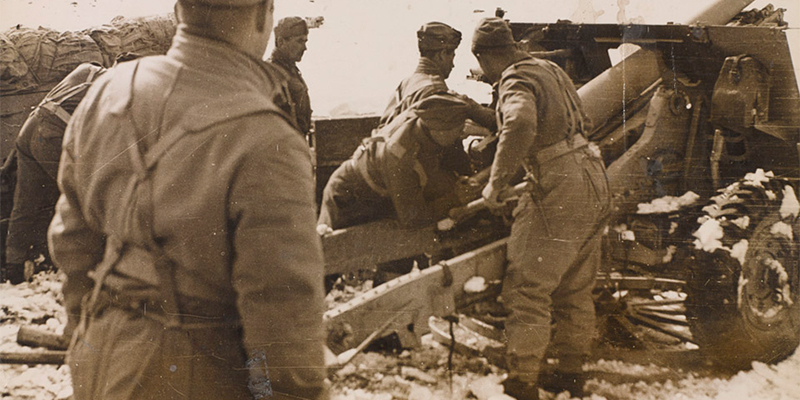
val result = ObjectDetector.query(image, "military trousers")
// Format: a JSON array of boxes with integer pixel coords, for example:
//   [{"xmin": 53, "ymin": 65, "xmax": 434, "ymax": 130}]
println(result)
[
  {"xmin": 6, "ymin": 108, "xmax": 63, "ymax": 264},
  {"xmin": 317, "ymin": 159, "xmax": 393, "ymax": 230},
  {"xmin": 69, "ymin": 306, "xmax": 254, "ymax": 400},
  {"xmin": 501, "ymin": 148, "xmax": 610, "ymax": 383}
]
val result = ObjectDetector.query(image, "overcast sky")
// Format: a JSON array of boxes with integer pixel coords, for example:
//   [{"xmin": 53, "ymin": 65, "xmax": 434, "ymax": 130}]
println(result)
[{"xmin": 2, "ymin": 0, "xmax": 798, "ymax": 116}]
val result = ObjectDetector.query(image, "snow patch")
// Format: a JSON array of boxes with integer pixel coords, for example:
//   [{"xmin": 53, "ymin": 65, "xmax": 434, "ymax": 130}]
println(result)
[
  {"xmin": 730, "ymin": 240, "xmax": 748, "ymax": 266},
  {"xmin": 636, "ymin": 191, "xmax": 699, "ymax": 214},
  {"xmin": 587, "ymin": 359, "xmax": 671, "ymax": 376},
  {"xmin": 702, "ymin": 203, "xmax": 721, "ymax": 218},
  {"xmin": 469, "ymin": 375, "xmax": 505, "ymax": 400},
  {"xmin": 693, "ymin": 219, "xmax": 723, "ymax": 252},
  {"xmin": 737, "ymin": 276, "xmax": 748, "ymax": 311},
  {"xmin": 771, "ymin": 221, "xmax": 794, "ymax": 240},
  {"xmin": 742, "ymin": 169, "xmax": 774, "ymax": 188},
  {"xmin": 668, "ymin": 221, "xmax": 679, "ymax": 235},
  {"xmin": 730, "ymin": 215, "xmax": 750, "ymax": 230},
  {"xmin": 780, "ymin": 185, "xmax": 800, "ymax": 219},
  {"xmin": 463, "ymin": 276, "xmax": 488, "ymax": 293},
  {"xmin": 765, "ymin": 258, "xmax": 793, "ymax": 307},
  {"xmin": 662, "ymin": 245, "xmax": 677, "ymax": 263}
]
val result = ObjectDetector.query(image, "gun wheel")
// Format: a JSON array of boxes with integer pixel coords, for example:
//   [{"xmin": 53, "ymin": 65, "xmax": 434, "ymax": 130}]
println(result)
[{"xmin": 686, "ymin": 172, "xmax": 800, "ymax": 369}]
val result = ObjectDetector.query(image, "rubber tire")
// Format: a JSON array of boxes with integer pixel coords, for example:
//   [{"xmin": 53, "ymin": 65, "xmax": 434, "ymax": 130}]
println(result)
[{"xmin": 685, "ymin": 176, "xmax": 800, "ymax": 370}]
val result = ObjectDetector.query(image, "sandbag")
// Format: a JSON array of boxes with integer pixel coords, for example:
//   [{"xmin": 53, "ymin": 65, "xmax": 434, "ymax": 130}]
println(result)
[
  {"xmin": 2, "ymin": 27, "xmax": 103, "ymax": 91},
  {"xmin": 0, "ymin": 32, "xmax": 37, "ymax": 94},
  {"xmin": 88, "ymin": 14, "xmax": 177, "ymax": 66},
  {"xmin": 50, "ymin": 30, "xmax": 104, "ymax": 81},
  {"xmin": 4, "ymin": 27, "xmax": 57, "ymax": 87}
]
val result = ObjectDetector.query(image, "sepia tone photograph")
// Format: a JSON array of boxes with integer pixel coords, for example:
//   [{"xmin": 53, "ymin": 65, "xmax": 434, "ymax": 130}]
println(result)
[{"xmin": 1, "ymin": 0, "xmax": 799, "ymax": 399}]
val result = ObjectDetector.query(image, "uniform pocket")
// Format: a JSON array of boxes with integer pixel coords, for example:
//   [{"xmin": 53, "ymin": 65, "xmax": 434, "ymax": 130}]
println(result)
[{"xmin": 582, "ymin": 158, "xmax": 611, "ymax": 216}]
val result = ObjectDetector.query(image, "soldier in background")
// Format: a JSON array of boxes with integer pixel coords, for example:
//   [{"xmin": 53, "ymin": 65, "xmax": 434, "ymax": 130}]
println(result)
[
  {"xmin": 1, "ymin": 53, "xmax": 139, "ymax": 285},
  {"xmin": 48, "ymin": 0, "xmax": 328, "ymax": 398},
  {"xmin": 471, "ymin": 18, "xmax": 610, "ymax": 400},
  {"xmin": 268, "ymin": 16, "xmax": 313, "ymax": 138}
]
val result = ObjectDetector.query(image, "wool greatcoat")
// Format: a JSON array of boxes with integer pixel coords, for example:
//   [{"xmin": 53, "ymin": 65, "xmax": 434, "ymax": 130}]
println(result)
[
  {"xmin": 317, "ymin": 95, "xmax": 468, "ymax": 230},
  {"xmin": 485, "ymin": 56, "xmax": 611, "ymax": 382},
  {"xmin": 48, "ymin": 28, "xmax": 327, "ymax": 400}
]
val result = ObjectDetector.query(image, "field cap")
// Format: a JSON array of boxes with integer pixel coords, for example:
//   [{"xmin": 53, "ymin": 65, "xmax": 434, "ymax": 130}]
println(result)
[
  {"xmin": 417, "ymin": 22, "xmax": 462, "ymax": 51},
  {"xmin": 275, "ymin": 16, "xmax": 309, "ymax": 38},
  {"xmin": 472, "ymin": 17, "xmax": 515, "ymax": 52}
]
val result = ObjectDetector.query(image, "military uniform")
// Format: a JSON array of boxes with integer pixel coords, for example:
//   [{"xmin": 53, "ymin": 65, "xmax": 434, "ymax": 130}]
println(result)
[
  {"xmin": 269, "ymin": 16, "xmax": 312, "ymax": 136},
  {"xmin": 318, "ymin": 95, "xmax": 469, "ymax": 230},
  {"xmin": 379, "ymin": 57, "xmax": 449, "ymax": 128},
  {"xmin": 49, "ymin": 27, "xmax": 327, "ymax": 400},
  {"xmin": 474, "ymin": 18, "xmax": 611, "ymax": 393},
  {"xmin": 3, "ymin": 63, "xmax": 104, "ymax": 283},
  {"xmin": 270, "ymin": 53, "xmax": 312, "ymax": 135},
  {"xmin": 379, "ymin": 23, "xmax": 495, "ymax": 177}
]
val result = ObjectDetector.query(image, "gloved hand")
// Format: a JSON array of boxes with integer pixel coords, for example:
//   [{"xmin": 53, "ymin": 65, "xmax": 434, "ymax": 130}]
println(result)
[{"xmin": 481, "ymin": 182, "xmax": 508, "ymax": 211}]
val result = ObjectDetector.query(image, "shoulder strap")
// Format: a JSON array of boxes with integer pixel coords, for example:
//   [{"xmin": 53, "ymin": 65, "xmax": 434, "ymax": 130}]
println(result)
[
  {"xmin": 515, "ymin": 58, "xmax": 587, "ymax": 139},
  {"xmin": 39, "ymin": 65, "xmax": 104, "ymax": 124}
]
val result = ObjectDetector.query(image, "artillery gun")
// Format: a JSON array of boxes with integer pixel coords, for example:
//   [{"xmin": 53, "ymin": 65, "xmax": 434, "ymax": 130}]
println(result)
[{"xmin": 318, "ymin": 0, "xmax": 800, "ymax": 371}]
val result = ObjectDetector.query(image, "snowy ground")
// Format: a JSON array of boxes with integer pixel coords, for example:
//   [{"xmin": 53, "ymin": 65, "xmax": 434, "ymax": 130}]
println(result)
[{"xmin": 2, "ymin": 273, "xmax": 800, "ymax": 399}]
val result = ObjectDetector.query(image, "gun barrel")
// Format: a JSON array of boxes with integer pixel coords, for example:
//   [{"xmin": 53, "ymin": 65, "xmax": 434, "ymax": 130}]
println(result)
[{"xmin": 578, "ymin": 0, "xmax": 755, "ymax": 130}]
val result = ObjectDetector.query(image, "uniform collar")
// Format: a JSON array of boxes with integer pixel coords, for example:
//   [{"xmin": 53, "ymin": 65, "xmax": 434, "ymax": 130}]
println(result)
[
  {"xmin": 167, "ymin": 26, "xmax": 272, "ymax": 86},
  {"xmin": 270, "ymin": 49, "xmax": 298, "ymax": 73},
  {"xmin": 500, "ymin": 54, "xmax": 536, "ymax": 80},
  {"xmin": 415, "ymin": 57, "xmax": 444, "ymax": 77}
]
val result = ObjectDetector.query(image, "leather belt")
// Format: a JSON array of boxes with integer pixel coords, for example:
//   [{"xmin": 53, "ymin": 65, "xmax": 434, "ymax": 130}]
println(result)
[
  {"xmin": 535, "ymin": 134, "xmax": 589, "ymax": 165},
  {"xmin": 95, "ymin": 288, "xmax": 240, "ymax": 329}
]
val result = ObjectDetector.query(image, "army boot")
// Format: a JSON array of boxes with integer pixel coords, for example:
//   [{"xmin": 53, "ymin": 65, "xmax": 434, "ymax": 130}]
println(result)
[
  {"xmin": 502, "ymin": 377, "xmax": 539, "ymax": 400},
  {"xmin": 537, "ymin": 370, "xmax": 586, "ymax": 397},
  {"xmin": 1, "ymin": 262, "xmax": 25, "ymax": 284}
]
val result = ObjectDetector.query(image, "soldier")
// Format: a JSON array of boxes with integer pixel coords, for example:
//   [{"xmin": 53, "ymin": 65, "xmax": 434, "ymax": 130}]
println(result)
[
  {"xmin": 268, "ymin": 16, "xmax": 313, "ymax": 137},
  {"xmin": 470, "ymin": 18, "xmax": 610, "ymax": 399},
  {"xmin": 379, "ymin": 21, "xmax": 495, "ymax": 176},
  {"xmin": 2, "ymin": 54, "xmax": 138, "ymax": 285},
  {"xmin": 48, "ymin": 0, "xmax": 328, "ymax": 399},
  {"xmin": 317, "ymin": 94, "xmax": 470, "ymax": 232}
]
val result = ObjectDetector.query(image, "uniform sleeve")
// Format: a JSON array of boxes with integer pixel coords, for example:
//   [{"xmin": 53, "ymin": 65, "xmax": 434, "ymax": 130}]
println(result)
[
  {"xmin": 227, "ymin": 115, "xmax": 327, "ymax": 399},
  {"xmin": 48, "ymin": 109, "xmax": 105, "ymax": 336},
  {"xmin": 383, "ymin": 151, "xmax": 434, "ymax": 228},
  {"xmin": 487, "ymin": 76, "xmax": 538, "ymax": 194}
]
